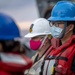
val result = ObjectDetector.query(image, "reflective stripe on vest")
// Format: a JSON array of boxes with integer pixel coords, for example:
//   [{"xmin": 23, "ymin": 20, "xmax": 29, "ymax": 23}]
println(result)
[{"xmin": 43, "ymin": 59, "xmax": 55, "ymax": 75}]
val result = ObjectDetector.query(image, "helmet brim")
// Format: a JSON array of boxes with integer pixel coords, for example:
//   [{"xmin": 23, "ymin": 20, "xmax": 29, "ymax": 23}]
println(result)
[
  {"xmin": 48, "ymin": 17, "xmax": 75, "ymax": 21},
  {"xmin": 24, "ymin": 33, "xmax": 51, "ymax": 38}
]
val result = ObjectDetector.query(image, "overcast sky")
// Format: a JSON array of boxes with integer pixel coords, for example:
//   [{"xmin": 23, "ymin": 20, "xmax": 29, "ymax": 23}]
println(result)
[{"xmin": 0, "ymin": 0, "xmax": 39, "ymax": 22}]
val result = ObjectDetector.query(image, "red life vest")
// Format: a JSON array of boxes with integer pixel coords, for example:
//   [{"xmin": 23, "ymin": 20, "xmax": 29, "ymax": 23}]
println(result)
[
  {"xmin": 46, "ymin": 35, "xmax": 75, "ymax": 75},
  {"xmin": 0, "ymin": 53, "xmax": 33, "ymax": 75}
]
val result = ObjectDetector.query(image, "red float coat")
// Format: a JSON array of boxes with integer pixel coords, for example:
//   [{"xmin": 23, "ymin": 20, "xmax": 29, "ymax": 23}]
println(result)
[{"xmin": 0, "ymin": 53, "xmax": 33, "ymax": 75}]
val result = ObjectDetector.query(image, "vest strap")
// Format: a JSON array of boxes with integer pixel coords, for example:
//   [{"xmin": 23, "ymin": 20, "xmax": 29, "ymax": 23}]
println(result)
[
  {"xmin": 47, "ymin": 55, "xmax": 68, "ymax": 61},
  {"xmin": 56, "ymin": 56, "xmax": 68, "ymax": 61}
]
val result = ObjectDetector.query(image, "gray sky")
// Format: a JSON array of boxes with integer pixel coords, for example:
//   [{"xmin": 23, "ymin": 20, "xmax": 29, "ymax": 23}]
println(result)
[{"xmin": 0, "ymin": 0, "xmax": 39, "ymax": 21}]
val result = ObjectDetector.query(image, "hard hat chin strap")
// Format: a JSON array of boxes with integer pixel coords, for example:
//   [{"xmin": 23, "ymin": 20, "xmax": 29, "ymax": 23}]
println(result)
[
  {"xmin": 58, "ymin": 22, "xmax": 67, "ymax": 39},
  {"xmin": 39, "ymin": 35, "xmax": 48, "ymax": 49}
]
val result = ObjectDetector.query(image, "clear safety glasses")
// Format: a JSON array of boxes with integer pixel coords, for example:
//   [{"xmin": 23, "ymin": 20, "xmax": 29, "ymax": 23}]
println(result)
[{"xmin": 49, "ymin": 21, "xmax": 65, "ymax": 27}]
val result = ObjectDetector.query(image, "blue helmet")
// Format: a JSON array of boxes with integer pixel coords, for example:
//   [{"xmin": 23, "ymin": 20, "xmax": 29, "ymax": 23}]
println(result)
[
  {"xmin": 48, "ymin": 1, "xmax": 75, "ymax": 21},
  {"xmin": 0, "ymin": 13, "xmax": 20, "ymax": 40}
]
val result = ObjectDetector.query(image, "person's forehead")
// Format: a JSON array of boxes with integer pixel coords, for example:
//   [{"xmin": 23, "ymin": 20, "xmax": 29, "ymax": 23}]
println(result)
[{"xmin": 32, "ymin": 35, "xmax": 45, "ymax": 39}]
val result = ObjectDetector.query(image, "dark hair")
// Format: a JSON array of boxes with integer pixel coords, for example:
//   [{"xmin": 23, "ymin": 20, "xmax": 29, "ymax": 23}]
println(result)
[
  {"xmin": 0, "ymin": 40, "xmax": 20, "ymax": 53},
  {"xmin": 67, "ymin": 21, "xmax": 75, "ymax": 34},
  {"xmin": 0, "ymin": 40, "xmax": 31, "ymax": 54}
]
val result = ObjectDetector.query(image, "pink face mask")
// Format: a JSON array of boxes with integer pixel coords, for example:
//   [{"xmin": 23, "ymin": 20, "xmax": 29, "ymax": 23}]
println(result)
[{"xmin": 30, "ymin": 39, "xmax": 42, "ymax": 51}]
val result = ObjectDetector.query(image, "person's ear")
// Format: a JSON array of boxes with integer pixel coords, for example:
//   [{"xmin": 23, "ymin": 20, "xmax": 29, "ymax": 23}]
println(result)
[{"xmin": 69, "ymin": 24, "xmax": 74, "ymax": 31}]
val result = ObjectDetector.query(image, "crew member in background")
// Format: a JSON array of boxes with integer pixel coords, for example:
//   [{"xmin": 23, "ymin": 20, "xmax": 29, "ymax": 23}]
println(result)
[{"xmin": 0, "ymin": 13, "xmax": 33, "ymax": 75}]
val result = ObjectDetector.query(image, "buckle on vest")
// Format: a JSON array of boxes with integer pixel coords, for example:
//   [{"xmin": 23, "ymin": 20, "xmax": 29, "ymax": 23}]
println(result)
[{"xmin": 46, "ymin": 55, "xmax": 55, "ymax": 60}]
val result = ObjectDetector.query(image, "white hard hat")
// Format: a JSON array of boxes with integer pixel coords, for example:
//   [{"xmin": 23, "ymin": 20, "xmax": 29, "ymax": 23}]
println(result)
[{"xmin": 24, "ymin": 18, "xmax": 51, "ymax": 38}]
